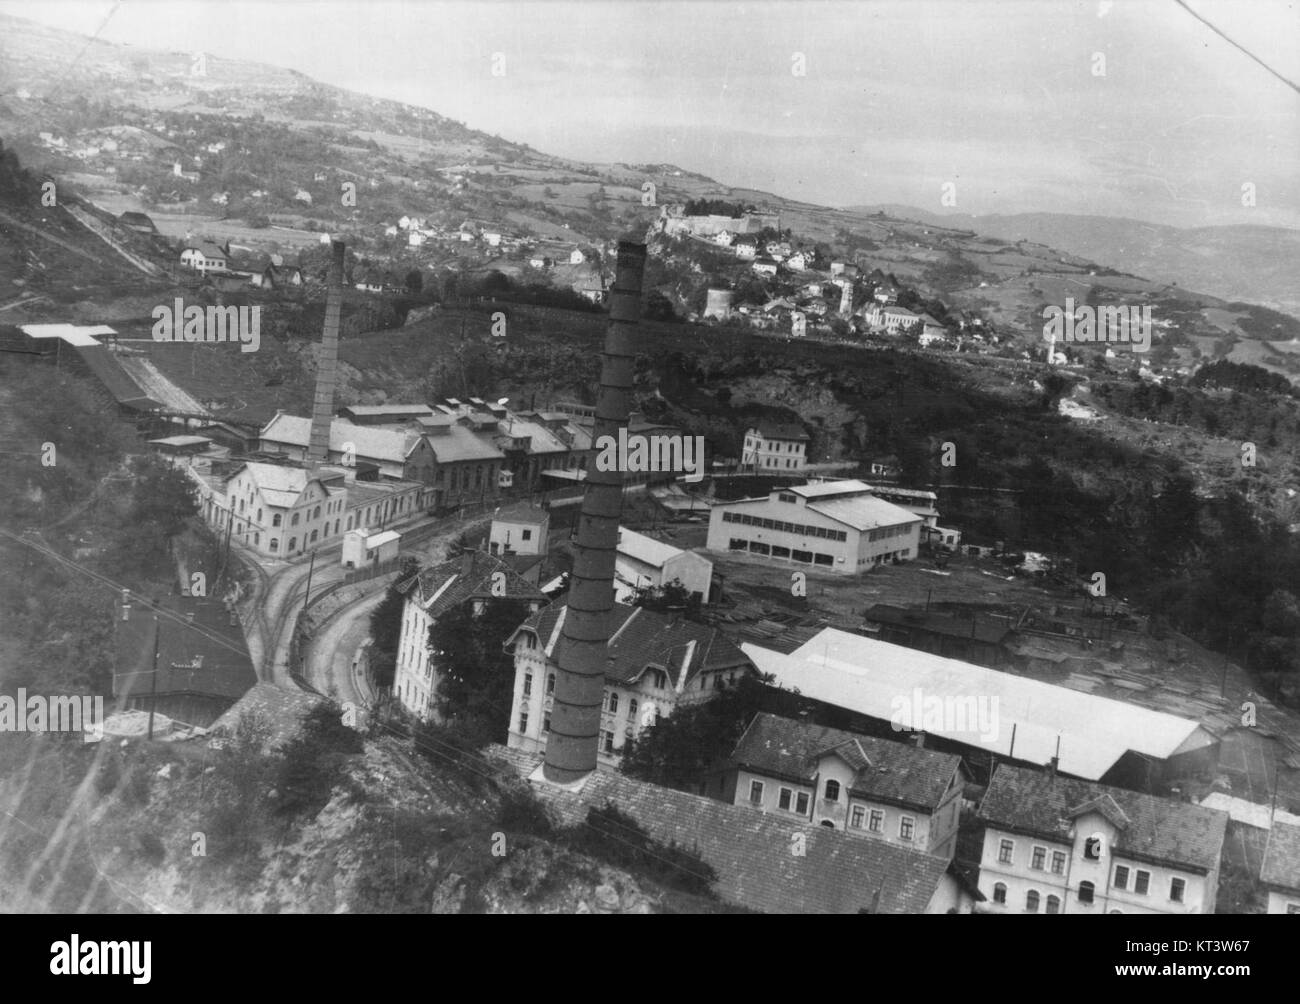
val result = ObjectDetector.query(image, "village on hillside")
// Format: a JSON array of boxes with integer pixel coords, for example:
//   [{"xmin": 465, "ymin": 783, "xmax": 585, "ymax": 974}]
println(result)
[{"xmin": 0, "ymin": 2, "xmax": 1298, "ymax": 938}]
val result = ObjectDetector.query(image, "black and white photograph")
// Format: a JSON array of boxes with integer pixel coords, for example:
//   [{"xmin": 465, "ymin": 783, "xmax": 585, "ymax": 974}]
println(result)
[{"xmin": 0, "ymin": 0, "xmax": 1296, "ymax": 947}]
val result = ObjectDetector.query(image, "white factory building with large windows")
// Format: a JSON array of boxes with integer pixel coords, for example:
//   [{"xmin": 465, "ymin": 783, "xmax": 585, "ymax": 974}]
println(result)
[{"xmin": 706, "ymin": 479, "xmax": 923, "ymax": 574}]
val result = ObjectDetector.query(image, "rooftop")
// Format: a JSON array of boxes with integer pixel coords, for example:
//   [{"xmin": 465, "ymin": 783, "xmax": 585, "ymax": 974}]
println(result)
[
  {"xmin": 493, "ymin": 746, "xmax": 953, "ymax": 913},
  {"xmin": 807, "ymin": 494, "xmax": 923, "ymax": 532},
  {"xmin": 617, "ymin": 527, "xmax": 687, "ymax": 569},
  {"xmin": 743, "ymin": 628, "xmax": 1216, "ymax": 781},
  {"xmin": 404, "ymin": 550, "xmax": 545, "ymax": 621},
  {"xmin": 511, "ymin": 602, "xmax": 750, "ymax": 689},
  {"xmin": 730, "ymin": 712, "xmax": 962, "ymax": 811},
  {"xmin": 493, "ymin": 502, "xmax": 550, "ymax": 524},
  {"xmin": 1261, "ymin": 820, "xmax": 1300, "ymax": 894},
  {"xmin": 19, "ymin": 323, "xmax": 115, "ymax": 346},
  {"xmin": 979, "ymin": 764, "xmax": 1229, "ymax": 874},
  {"xmin": 259, "ymin": 413, "xmax": 421, "ymax": 465}
]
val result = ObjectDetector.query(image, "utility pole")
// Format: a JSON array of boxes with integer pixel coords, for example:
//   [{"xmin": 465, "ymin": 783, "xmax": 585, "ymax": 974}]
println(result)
[
  {"xmin": 147, "ymin": 613, "xmax": 161, "ymax": 740},
  {"xmin": 303, "ymin": 549, "xmax": 317, "ymax": 610}
]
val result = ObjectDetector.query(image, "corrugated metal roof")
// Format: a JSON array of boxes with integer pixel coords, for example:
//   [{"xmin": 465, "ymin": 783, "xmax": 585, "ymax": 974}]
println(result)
[
  {"xmin": 744, "ymin": 628, "xmax": 1214, "ymax": 781},
  {"xmin": 617, "ymin": 528, "xmax": 684, "ymax": 569},
  {"xmin": 259, "ymin": 413, "xmax": 420, "ymax": 464},
  {"xmin": 807, "ymin": 495, "xmax": 921, "ymax": 532}
]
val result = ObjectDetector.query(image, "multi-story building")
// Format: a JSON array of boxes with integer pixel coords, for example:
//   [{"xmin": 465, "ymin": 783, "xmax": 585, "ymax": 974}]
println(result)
[
  {"xmin": 190, "ymin": 459, "xmax": 427, "ymax": 559},
  {"xmin": 741, "ymin": 421, "xmax": 809, "ymax": 473},
  {"xmin": 393, "ymin": 551, "xmax": 546, "ymax": 721},
  {"xmin": 714, "ymin": 712, "xmax": 965, "ymax": 858},
  {"xmin": 706, "ymin": 479, "xmax": 923, "ymax": 574},
  {"xmin": 1261, "ymin": 820, "xmax": 1300, "ymax": 914},
  {"xmin": 505, "ymin": 602, "xmax": 753, "ymax": 765},
  {"xmin": 976, "ymin": 763, "xmax": 1229, "ymax": 915}
]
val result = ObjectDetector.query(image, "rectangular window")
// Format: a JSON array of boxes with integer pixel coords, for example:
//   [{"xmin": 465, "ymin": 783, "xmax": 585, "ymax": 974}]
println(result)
[
  {"xmin": 1031, "ymin": 846, "xmax": 1046, "ymax": 871},
  {"xmin": 869, "ymin": 809, "xmax": 884, "ymax": 833},
  {"xmin": 850, "ymin": 805, "xmax": 865, "ymax": 828},
  {"xmin": 749, "ymin": 780, "xmax": 764, "ymax": 805},
  {"xmin": 523, "ymin": 673, "xmax": 532, "ymax": 697},
  {"xmin": 601, "ymin": 730, "xmax": 615, "ymax": 754},
  {"xmin": 778, "ymin": 788, "xmax": 792, "ymax": 811},
  {"xmin": 1134, "ymin": 870, "xmax": 1150, "ymax": 895},
  {"xmin": 899, "ymin": 816, "xmax": 915, "ymax": 841},
  {"xmin": 1169, "ymin": 877, "xmax": 1184, "ymax": 903},
  {"xmin": 998, "ymin": 839, "xmax": 1014, "ymax": 865},
  {"xmin": 543, "ymin": 714, "xmax": 550, "ymax": 733},
  {"xmin": 1113, "ymin": 865, "xmax": 1129, "ymax": 890},
  {"xmin": 795, "ymin": 792, "xmax": 810, "ymax": 814},
  {"xmin": 1051, "ymin": 851, "xmax": 1066, "ymax": 875},
  {"xmin": 518, "ymin": 712, "xmax": 528, "ymax": 734}
]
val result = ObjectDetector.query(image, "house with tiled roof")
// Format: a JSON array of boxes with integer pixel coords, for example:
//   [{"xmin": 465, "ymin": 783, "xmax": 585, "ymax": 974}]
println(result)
[
  {"xmin": 975, "ymin": 763, "xmax": 1228, "ymax": 914},
  {"xmin": 505, "ymin": 602, "xmax": 755, "ymax": 764},
  {"xmin": 114, "ymin": 590, "xmax": 257, "ymax": 729},
  {"xmin": 493, "ymin": 745, "xmax": 979, "ymax": 913},
  {"xmin": 393, "ymin": 552, "xmax": 547, "ymax": 721},
  {"xmin": 1261, "ymin": 820, "xmax": 1300, "ymax": 913},
  {"xmin": 715, "ymin": 712, "xmax": 966, "ymax": 858},
  {"xmin": 741, "ymin": 421, "xmax": 810, "ymax": 473}
]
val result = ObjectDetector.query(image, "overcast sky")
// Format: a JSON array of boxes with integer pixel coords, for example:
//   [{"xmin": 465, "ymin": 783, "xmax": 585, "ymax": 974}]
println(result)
[{"xmin": 4, "ymin": 0, "xmax": 1298, "ymax": 228}]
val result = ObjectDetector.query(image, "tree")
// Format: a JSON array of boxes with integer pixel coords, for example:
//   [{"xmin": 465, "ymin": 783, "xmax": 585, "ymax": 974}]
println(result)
[
  {"xmin": 621, "ymin": 675, "xmax": 771, "ymax": 790},
  {"xmin": 404, "ymin": 269, "xmax": 423, "ymax": 294},
  {"xmin": 644, "ymin": 290, "xmax": 678, "ymax": 322},
  {"xmin": 369, "ymin": 559, "xmax": 418, "ymax": 690},
  {"xmin": 430, "ymin": 598, "xmax": 532, "ymax": 743},
  {"xmin": 630, "ymin": 580, "xmax": 703, "ymax": 622}
]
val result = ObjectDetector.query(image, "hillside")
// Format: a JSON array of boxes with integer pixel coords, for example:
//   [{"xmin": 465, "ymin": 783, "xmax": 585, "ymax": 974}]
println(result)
[{"xmin": 851, "ymin": 204, "xmax": 1300, "ymax": 322}]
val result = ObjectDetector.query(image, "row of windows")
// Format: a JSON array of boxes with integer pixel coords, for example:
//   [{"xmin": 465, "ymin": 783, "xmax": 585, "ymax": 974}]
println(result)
[
  {"xmin": 745, "ymin": 438, "xmax": 804, "ymax": 453},
  {"xmin": 729, "ymin": 539, "xmax": 837, "ymax": 566},
  {"xmin": 750, "ymin": 780, "xmax": 915, "ymax": 840},
  {"xmin": 1002, "ymin": 840, "xmax": 1186, "ymax": 902},
  {"xmin": 866, "ymin": 523, "xmax": 911, "ymax": 543},
  {"xmin": 721, "ymin": 511, "xmax": 849, "ymax": 542}
]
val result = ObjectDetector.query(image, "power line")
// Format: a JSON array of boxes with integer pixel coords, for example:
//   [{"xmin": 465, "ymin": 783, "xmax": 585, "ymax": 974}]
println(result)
[{"xmin": 1172, "ymin": 0, "xmax": 1300, "ymax": 95}]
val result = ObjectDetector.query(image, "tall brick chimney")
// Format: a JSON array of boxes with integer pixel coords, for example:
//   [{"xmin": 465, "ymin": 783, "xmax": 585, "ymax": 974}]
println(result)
[
  {"xmin": 307, "ymin": 240, "xmax": 346, "ymax": 464},
  {"xmin": 543, "ymin": 239, "xmax": 647, "ymax": 783}
]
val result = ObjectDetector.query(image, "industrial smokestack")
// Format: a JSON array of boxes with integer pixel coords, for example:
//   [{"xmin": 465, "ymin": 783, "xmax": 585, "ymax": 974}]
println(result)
[
  {"xmin": 307, "ymin": 240, "xmax": 346, "ymax": 464},
  {"xmin": 543, "ymin": 239, "xmax": 647, "ymax": 784}
]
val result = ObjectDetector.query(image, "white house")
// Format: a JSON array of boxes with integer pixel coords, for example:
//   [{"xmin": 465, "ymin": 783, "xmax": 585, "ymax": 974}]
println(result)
[
  {"xmin": 715, "ymin": 712, "xmax": 965, "ymax": 859},
  {"xmin": 614, "ymin": 527, "xmax": 713, "ymax": 604},
  {"xmin": 751, "ymin": 257, "xmax": 779, "ymax": 278},
  {"xmin": 341, "ymin": 527, "xmax": 400, "ymax": 568},
  {"xmin": 707, "ymin": 479, "xmax": 922, "ymax": 574},
  {"xmin": 393, "ymin": 552, "xmax": 546, "ymax": 721},
  {"xmin": 741, "ymin": 421, "xmax": 809, "ymax": 473},
  {"xmin": 1261, "ymin": 820, "xmax": 1300, "ymax": 914},
  {"xmin": 734, "ymin": 239, "xmax": 758, "ymax": 260},
  {"xmin": 490, "ymin": 502, "xmax": 550, "ymax": 557},
  {"xmin": 198, "ymin": 461, "xmax": 348, "ymax": 558},
  {"xmin": 976, "ymin": 764, "xmax": 1228, "ymax": 915},
  {"xmin": 505, "ymin": 602, "xmax": 753, "ymax": 765},
  {"xmin": 178, "ymin": 241, "xmax": 227, "ymax": 272}
]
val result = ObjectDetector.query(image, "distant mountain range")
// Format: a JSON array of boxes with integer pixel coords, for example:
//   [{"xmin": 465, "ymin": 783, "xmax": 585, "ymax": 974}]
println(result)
[{"xmin": 848, "ymin": 205, "xmax": 1300, "ymax": 320}]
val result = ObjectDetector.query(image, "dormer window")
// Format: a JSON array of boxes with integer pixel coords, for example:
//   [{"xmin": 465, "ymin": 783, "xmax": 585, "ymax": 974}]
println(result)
[{"xmin": 824, "ymin": 779, "xmax": 840, "ymax": 801}]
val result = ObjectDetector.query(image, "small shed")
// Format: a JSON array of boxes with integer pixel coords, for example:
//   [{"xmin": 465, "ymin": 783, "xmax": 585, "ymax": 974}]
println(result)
[{"xmin": 342, "ymin": 527, "xmax": 401, "ymax": 568}]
